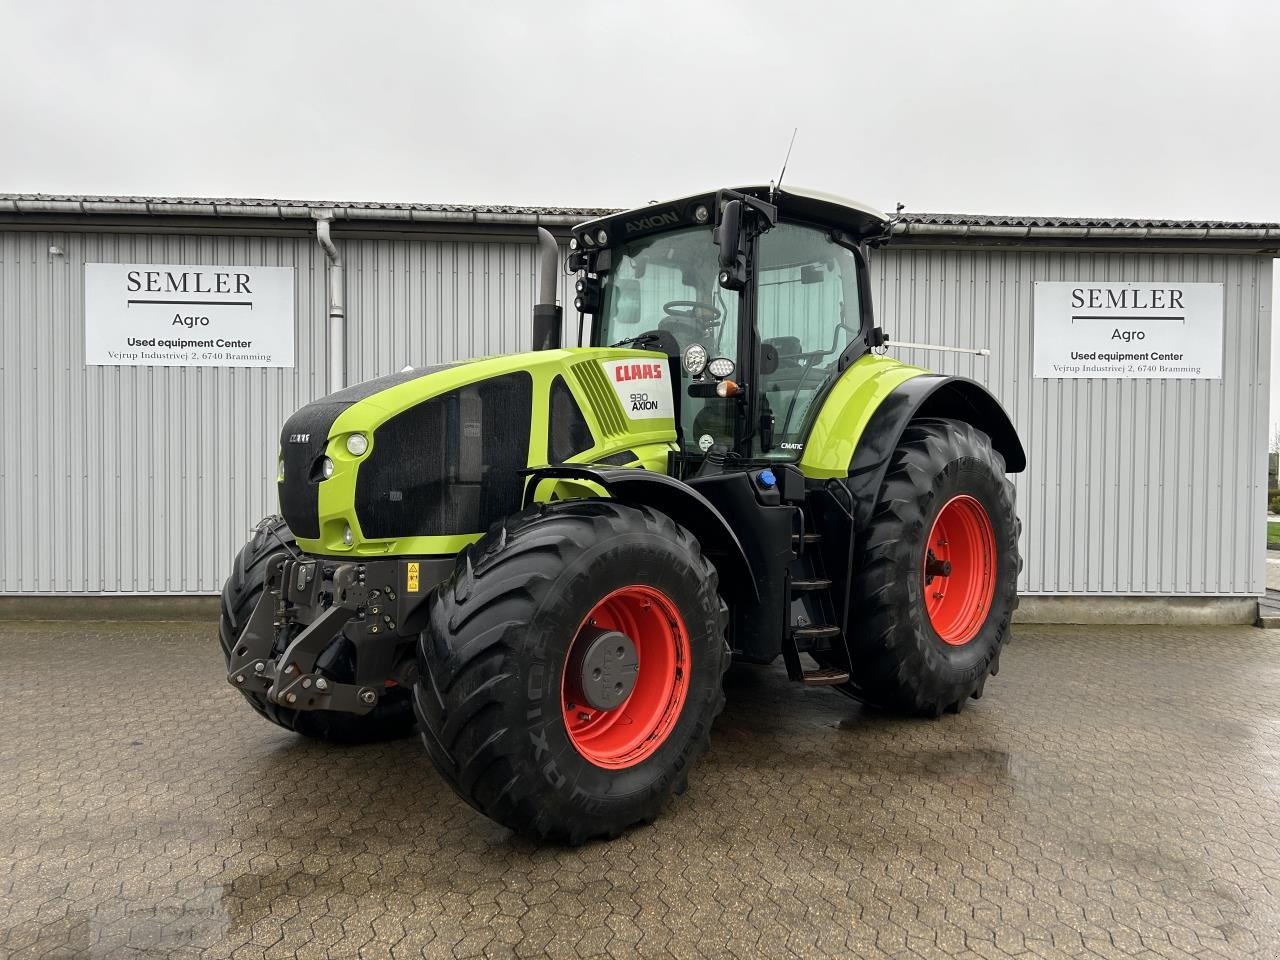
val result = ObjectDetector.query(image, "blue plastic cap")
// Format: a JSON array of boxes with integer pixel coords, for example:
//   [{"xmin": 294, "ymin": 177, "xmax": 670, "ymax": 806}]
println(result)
[{"xmin": 757, "ymin": 468, "xmax": 777, "ymax": 489}]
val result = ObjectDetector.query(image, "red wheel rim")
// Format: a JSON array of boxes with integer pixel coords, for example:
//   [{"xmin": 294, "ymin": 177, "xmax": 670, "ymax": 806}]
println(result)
[
  {"xmin": 561, "ymin": 585, "xmax": 690, "ymax": 769},
  {"xmin": 923, "ymin": 495, "xmax": 997, "ymax": 645}
]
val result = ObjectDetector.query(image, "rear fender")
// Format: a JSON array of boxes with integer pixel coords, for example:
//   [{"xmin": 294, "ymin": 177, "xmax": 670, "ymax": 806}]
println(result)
[
  {"xmin": 521, "ymin": 466, "xmax": 759, "ymax": 605},
  {"xmin": 845, "ymin": 375, "xmax": 1025, "ymax": 531}
]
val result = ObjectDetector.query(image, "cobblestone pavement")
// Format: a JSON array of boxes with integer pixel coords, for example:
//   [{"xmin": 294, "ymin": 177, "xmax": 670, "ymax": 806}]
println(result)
[{"xmin": 1, "ymin": 620, "xmax": 1278, "ymax": 960}]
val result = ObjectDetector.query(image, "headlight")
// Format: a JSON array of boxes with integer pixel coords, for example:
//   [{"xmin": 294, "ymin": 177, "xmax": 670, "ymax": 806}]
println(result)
[
  {"xmin": 345, "ymin": 433, "xmax": 369, "ymax": 456},
  {"xmin": 320, "ymin": 457, "xmax": 335, "ymax": 479},
  {"xmin": 694, "ymin": 204, "xmax": 709, "ymax": 223},
  {"xmin": 342, "ymin": 524, "xmax": 354, "ymax": 546},
  {"xmin": 707, "ymin": 357, "xmax": 736, "ymax": 379},
  {"xmin": 682, "ymin": 343, "xmax": 709, "ymax": 376},
  {"xmin": 596, "ymin": 229, "xmax": 608, "ymax": 245}
]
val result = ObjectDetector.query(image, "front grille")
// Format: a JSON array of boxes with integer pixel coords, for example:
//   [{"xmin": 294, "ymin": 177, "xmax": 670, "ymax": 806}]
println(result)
[
  {"xmin": 355, "ymin": 372, "xmax": 533, "ymax": 539},
  {"xmin": 278, "ymin": 401, "xmax": 349, "ymax": 538},
  {"xmin": 275, "ymin": 365, "xmax": 455, "ymax": 539}
]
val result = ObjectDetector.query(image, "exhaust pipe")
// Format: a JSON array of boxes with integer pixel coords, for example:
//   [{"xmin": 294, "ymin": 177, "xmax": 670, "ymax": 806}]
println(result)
[{"xmin": 532, "ymin": 227, "xmax": 562, "ymax": 350}]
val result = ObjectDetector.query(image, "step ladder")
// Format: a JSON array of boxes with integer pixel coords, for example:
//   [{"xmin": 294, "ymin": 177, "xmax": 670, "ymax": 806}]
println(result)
[{"xmin": 781, "ymin": 523, "xmax": 850, "ymax": 687}]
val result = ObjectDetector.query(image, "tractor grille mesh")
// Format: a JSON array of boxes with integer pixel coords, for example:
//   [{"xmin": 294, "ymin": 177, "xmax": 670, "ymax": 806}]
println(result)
[
  {"xmin": 569, "ymin": 359, "xmax": 626, "ymax": 438},
  {"xmin": 355, "ymin": 373, "xmax": 532, "ymax": 539},
  {"xmin": 548, "ymin": 376, "xmax": 595, "ymax": 463}
]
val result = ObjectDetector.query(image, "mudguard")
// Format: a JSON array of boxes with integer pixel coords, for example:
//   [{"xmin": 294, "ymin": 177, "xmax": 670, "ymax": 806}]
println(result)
[
  {"xmin": 521, "ymin": 465, "xmax": 759, "ymax": 604},
  {"xmin": 798, "ymin": 353, "xmax": 1023, "ymax": 531},
  {"xmin": 844, "ymin": 375, "xmax": 1025, "ymax": 531}
]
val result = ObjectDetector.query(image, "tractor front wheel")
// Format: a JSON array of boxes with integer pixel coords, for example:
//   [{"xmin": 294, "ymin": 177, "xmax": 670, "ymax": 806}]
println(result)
[
  {"xmin": 843, "ymin": 418, "xmax": 1021, "ymax": 715},
  {"xmin": 414, "ymin": 500, "xmax": 729, "ymax": 844}
]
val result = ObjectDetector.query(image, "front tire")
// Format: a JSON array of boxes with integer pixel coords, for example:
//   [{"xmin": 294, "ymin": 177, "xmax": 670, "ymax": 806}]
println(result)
[
  {"xmin": 218, "ymin": 516, "xmax": 416, "ymax": 744},
  {"xmin": 843, "ymin": 418, "xmax": 1020, "ymax": 715},
  {"xmin": 414, "ymin": 500, "xmax": 729, "ymax": 844}
]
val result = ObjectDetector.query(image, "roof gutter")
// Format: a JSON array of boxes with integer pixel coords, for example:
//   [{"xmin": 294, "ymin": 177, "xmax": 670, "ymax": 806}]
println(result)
[
  {"xmin": 0, "ymin": 196, "xmax": 590, "ymax": 227},
  {"xmin": 892, "ymin": 222, "xmax": 1280, "ymax": 242}
]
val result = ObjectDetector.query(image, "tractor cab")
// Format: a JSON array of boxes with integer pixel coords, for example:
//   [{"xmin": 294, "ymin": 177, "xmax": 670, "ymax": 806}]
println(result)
[{"xmin": 568, "ymin": 186, "xmax": 891, "ymax": 462}]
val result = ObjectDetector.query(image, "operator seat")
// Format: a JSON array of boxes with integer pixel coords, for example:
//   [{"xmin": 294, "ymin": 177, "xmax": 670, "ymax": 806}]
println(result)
[{"xmin": 657, "ymin": 316, "xmax": 705, "ymax": 350}]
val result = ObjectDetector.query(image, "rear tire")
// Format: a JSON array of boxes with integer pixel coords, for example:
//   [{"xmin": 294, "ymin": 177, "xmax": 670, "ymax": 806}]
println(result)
[
  {"xmin": 218, "ymin": 516, "xmax": 416, "ymax": 744},
  {"xmin": 414, "ymin": 500, "xmax": 729, "ymax": 844},
  {"xmin": 842, "ymin": 418, "xmax": 1020, "ymax": 715}
]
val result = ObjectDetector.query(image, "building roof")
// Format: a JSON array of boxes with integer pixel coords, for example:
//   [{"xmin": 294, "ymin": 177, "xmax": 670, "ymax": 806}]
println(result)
[
  {"xmin": 2, "ymin": 192, "xmax": 1278, "ymax": 246},
  {"xmin": 0, "ymin": 192, "xmax": 610, "ymax": 225},
  {"xmin": 902, "ymin": 211, "xmax": 1280, "ymax": 230}
]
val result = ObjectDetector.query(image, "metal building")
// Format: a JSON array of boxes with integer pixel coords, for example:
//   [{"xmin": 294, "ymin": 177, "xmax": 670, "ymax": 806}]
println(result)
[{"xmin": 1, "ymin": 194, "xmax": 1275, "ymax": 619}]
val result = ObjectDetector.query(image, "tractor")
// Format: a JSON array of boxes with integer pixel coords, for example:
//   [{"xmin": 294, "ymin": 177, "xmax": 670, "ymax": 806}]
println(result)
[{"xmin": 220, "ymin": 186, "xmax": 1025, "ymax": 843}]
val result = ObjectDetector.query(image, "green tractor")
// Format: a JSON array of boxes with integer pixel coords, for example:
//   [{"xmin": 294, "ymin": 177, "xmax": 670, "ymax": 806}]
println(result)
[{"xmin": 220, "ymin": 186, "xmax": 1024, "ymax": 843}]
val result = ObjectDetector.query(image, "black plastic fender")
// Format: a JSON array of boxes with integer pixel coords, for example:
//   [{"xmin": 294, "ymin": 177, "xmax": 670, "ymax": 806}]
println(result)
[
  {"xmin": 521, "ymin": 465, "xmax": 760, "ymax": 605},
  {"xmin": 846, "ymin": 375, "xmax": 1025, "ymax": 532}
]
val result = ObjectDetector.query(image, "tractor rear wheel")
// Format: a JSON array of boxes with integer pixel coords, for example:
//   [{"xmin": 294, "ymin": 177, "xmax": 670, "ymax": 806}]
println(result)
[
  {"xmin": 218, "ymin": 516, "xmax": 416, "ymax": 743},
  {"xmin": 842, "ymin": 418, "xmax": 1020, "ymax": 715},
  {"xmin": 414, "ymin": 500, "xmax": 729, "ymax": 844}
]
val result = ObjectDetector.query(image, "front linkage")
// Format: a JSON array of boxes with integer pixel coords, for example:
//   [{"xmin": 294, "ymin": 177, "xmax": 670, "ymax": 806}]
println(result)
[{"xmin": 225, "ymin": 552, "xmax": 444, "ymax": 715}]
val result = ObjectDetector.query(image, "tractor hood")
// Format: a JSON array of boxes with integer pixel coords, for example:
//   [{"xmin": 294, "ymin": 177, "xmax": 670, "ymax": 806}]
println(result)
[{"xmin": 276, "ymin": 348, "xmax": 678, "ymax": 557}]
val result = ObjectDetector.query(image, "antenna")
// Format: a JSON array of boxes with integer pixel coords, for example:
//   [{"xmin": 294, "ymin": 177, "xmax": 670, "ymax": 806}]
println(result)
[{"xmin": 770, "ymin": 128, "xmax": 798, "ymax": 202}]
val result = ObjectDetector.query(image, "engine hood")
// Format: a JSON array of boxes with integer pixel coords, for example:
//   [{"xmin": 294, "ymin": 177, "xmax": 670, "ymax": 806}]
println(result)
[{"xmin": 277, "ymin": 347, "xmax": 679, "ymax": 556}]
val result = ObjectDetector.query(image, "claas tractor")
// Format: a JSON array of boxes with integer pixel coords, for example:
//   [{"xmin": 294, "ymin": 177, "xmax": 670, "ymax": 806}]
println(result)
[{"xmin": 220, "ymin": 186, "xmax": 1025, "ymax": 843}]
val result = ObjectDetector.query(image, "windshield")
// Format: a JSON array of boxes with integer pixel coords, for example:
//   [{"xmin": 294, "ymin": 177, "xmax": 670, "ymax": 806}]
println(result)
[{"xmin": 598, "ymin": 227, "xmax": 740, "ymax": 451}]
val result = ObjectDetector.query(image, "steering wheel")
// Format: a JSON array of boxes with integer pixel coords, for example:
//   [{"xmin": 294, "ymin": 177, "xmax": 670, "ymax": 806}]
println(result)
[{"xmin": 662, "ymin": 300, "xmax": 721, "ymax": 323}]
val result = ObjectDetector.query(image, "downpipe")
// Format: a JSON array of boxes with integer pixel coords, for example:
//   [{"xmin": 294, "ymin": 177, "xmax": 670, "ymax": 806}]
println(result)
[{"xmin": 315, "ymin": 215, "xmax": 346, "ymax": 390}]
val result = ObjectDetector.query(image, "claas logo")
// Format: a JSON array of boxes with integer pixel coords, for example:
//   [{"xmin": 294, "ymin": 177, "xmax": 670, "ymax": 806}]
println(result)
[{"xmin": 613, "ymin": 363, "xmax": 664, "ymax": 382}]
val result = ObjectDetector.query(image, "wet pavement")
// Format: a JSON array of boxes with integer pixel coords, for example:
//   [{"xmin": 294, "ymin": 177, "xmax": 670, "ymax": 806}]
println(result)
[{"xmin": 1, "ymin": 620, "xmax": 1278, "ymax": 959}]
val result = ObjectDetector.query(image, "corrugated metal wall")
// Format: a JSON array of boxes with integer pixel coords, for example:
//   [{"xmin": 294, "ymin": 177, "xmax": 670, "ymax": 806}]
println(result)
[
  {"xmin": 0, "ymin": 226, "xmax": 1270, "ymax": 595},
  {"xmin": 0, "ymin": 229, "xmax": 543, "ymax": 594},
  {"xmin": 869, "ymin": 249, "xmax": 1272, "ymax": 596}
]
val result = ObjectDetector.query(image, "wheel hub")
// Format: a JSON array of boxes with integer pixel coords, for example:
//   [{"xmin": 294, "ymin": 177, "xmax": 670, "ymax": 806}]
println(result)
[
  {"xmin": 560, "ymin": 584, "xmax": 691, "ymax": 769},
  {"xmin": 571, "ymin": 627, "xmax": 639, "ymax": 710},
  {"xmin": 922, "ymin": 494, "xmax": 997, "ymax": 646}
]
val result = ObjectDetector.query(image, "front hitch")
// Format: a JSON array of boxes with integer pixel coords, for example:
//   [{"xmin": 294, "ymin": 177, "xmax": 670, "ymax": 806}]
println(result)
[{"xmin": 225, "ymin": 560, "xmax": 385, "ymax": 714}]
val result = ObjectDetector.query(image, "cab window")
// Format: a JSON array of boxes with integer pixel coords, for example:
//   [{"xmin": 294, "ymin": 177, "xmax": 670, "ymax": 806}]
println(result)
[
  {"xmin": 597, "ymin": 226, "xmax": 741, "ymax": 452},
  {"xmin": 755, "ymin": 224, "xmax": 861, "ymax": 457}
]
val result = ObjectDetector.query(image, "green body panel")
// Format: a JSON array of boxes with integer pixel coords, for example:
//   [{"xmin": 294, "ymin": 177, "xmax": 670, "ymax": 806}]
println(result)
[
  {"xmin": 296, "ymin": 347, "xmax": 677, "ymax": 557},
  {"xmin": 797, "ymin": 354, "xmax": 930, "ymax": 480}
]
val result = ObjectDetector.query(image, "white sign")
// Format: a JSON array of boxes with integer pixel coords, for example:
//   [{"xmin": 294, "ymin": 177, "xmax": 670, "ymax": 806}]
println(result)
[
  {"xmin": 600, "ymin": 358, "xmax": 675, "ymax": 420},
  {"xmin": 1033, "ymin": 281, "xmax": 1222, "ymax": 379},
  {"xmin": 85, "ymin": 263, "xmax": 295, "ymax": 367}
]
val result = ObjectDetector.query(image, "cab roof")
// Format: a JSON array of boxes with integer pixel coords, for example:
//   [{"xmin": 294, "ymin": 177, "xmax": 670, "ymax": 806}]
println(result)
[{"xmin": 572, "ymin": 186, "xmax": 891, "ymax": 247}]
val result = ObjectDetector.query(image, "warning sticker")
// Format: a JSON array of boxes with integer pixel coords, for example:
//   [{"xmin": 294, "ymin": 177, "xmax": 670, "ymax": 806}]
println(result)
[
  {"xmin": 406, "ymin": 562, "xmax": 420, "ymax": 593},
  {"xmin": 599, "ymin": 359, "xmax": 675, "ymax": 421}
]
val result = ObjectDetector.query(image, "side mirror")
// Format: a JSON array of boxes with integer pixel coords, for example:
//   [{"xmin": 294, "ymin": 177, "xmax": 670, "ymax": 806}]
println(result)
[
  {"xmin": 716, "ymin": 200, "xmax": 747, "ymax": 291},
  {"xmin": 716, "ymin": 200, "xmax": 741, "ymax": 270}
]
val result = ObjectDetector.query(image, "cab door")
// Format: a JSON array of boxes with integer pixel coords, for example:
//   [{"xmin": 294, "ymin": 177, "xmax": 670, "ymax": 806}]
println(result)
[{"xmin": 752, "ymin": 223, "xmax": 863, "ymax": 458}]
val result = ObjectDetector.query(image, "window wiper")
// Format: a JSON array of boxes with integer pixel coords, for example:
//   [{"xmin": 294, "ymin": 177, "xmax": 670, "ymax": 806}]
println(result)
[{"xmin": 611, "ymin": 333, "xmax": 661, "ymax": 348}]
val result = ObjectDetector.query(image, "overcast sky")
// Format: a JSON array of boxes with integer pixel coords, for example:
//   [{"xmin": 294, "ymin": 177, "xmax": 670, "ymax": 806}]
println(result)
[{"xmin": 3, "ymin": 0, "xmax": 1279, "ymax": 425}]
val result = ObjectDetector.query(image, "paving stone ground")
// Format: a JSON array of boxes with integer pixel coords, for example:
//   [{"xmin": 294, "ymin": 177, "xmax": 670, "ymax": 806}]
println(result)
[{"xmin": 1, "ymin": 620, "xmax": 1278, "ymax": 959}]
